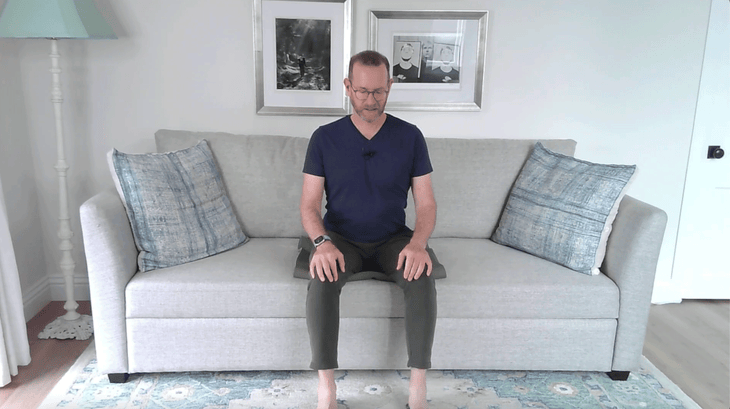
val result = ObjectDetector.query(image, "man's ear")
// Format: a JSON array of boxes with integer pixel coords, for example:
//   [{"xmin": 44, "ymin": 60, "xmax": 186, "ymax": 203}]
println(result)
[
  {"xmin": 387, "ymin": 77, "xmax": 394, "ymax": 89},
  {"xmin": 343, "ymin": 77, "xmax": 351, "ymax": 89}
]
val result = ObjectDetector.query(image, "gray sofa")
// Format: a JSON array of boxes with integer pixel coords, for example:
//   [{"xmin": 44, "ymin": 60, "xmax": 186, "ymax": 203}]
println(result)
[{"xmin": 80, "ymin": 130, "xmax": 667, "ymax": 383}]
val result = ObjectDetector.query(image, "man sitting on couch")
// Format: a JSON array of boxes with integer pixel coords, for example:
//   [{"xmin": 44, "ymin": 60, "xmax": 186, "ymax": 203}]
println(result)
[{"xmin": 300, "ymin": 50, "xmax": 439, "ymax": 409}]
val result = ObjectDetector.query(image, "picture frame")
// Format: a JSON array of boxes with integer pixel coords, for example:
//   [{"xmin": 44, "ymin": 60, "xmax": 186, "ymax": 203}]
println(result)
[
  {"xmin": 369, "ymin": 10, "xmax": 489, "ymax": 111},
  {"xmin": 254, "ymin": 0, "xmax": 352, "ymax": 115}
]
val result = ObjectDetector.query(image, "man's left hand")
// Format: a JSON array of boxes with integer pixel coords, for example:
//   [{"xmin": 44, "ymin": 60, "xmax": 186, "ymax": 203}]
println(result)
[{"xmin": 397, "ymin": 242, "xmax": 432, "ymax": 281}]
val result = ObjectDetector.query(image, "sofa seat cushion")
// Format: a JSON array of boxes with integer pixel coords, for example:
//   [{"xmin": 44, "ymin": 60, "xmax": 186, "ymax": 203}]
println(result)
[
  {"xmin": 126, "ymin": 238, "xmax": 306, "ymax": 319},
  {"xmin": 125, "ymin": 238, "xmax": 421, "ymax": 320},
  {"xmin": 126, "ymin": 238, "xmax": 618, "ymax": 320},
  {"xmin": 431, "ymin": 238, "xmax": 619, "ymax": 319}
]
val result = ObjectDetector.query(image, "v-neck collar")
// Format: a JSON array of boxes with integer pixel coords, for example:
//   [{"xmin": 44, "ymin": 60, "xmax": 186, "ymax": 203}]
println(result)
[{"xmin": 349, "ymin": 114, "xmax": 390, "ymax": 142}]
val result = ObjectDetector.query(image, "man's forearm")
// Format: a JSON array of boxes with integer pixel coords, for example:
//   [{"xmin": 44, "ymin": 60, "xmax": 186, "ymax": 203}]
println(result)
[
  {"xmin": 301, "ymin": 205, "xmax": 328, "ymax": 242},
  {"xmin": 410, "ymin": 203, "xmax": 436, "ymax": 248}
]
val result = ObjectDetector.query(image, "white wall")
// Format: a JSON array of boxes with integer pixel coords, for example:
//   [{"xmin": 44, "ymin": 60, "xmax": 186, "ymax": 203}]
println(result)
[{"xmin": 0, "ymin": 0, "xmax": 711, "ymax": 317}]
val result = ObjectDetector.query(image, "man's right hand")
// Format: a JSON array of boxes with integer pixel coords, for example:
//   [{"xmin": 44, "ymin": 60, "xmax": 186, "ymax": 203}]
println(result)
[{"xmin": 310, "ymin": 241, "xmax": 345, "ymax": 282}]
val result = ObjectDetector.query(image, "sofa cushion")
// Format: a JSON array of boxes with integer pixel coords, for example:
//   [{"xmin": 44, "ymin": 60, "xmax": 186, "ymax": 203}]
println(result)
[
  {"xmin": 405, "ymin": 138, "xmax": 577, "ymax": 239},
  {"xmin": 125, "ymin": 238, "xmax": 618, "ymax": 320},
  {"xmin": 126, "ymin": 239, "xmax": 307, "ymax": 319},
  {"xmin": 431, "ymin": 238, "xmax": 619, "ymax": 319},
  {"xmin": 156, "ymin": 131, "xmax": 577, "ymax": 240},
  {"xmin": 155, "ymin": 131, "xmax": 311, "ymax": 238},
  {"xmin": 109, "ymin": 140, "xmax": 248, "ymax": 272},
  {"xmin": 491, "ymin": 142, "xmax": 636, "ymax": 275}
]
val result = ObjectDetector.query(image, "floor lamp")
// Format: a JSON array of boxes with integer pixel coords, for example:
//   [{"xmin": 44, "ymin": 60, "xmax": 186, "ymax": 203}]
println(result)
[{"xmin": 0, "ymin": 0, "xmax": 116, "ymax": 340}]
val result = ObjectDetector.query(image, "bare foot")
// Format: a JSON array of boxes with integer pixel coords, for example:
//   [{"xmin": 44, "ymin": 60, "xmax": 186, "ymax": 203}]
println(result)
[
  {"xmin": 408, "ymin": 368, "xmax": 428, "ymax": 409},
  {"xmin": 317, "ymin": 369, "xmax": 337, "ymax": 409}
]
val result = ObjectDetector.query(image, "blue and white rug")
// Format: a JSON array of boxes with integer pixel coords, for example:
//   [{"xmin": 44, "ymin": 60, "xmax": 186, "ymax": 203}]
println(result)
[{"xmin": 39, "ymin": 341, "xmax": 701, "ymax": 409}]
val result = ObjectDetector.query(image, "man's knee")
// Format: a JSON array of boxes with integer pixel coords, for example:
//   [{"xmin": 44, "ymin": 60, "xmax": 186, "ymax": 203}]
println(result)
[
  {"xmin": 307, "ymin": 276, "xmax": 345, "ymax": 292},
  {"xmin": 401, "ymin": 272, "xmax": 437, "ymax": 294}
]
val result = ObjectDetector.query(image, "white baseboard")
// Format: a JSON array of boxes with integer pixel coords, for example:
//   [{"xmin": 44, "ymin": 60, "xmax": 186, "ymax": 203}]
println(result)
[
  {"xmin": 22, "ymin": 274, "xmax": 91, "ymax": 323},
  {"xmin": 22, "ymin": 276, "xmax": 51, "ymax": 323},
  {"xmin": 48, "ymin": 274, "xmax": 91, "ymax": 302}
]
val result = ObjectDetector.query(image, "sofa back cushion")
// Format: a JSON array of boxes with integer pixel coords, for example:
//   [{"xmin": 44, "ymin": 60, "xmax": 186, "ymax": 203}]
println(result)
[
  {"xmin": 156, "ymin": 130, "xmax": 310, "ymax": 238},
  {"xmin": 407, "ymin": 138, "xmax": 576, "ymax": 238},
  {"xmin": 156, "ymin": 130, "xmax": 576, "ymax": 239}
]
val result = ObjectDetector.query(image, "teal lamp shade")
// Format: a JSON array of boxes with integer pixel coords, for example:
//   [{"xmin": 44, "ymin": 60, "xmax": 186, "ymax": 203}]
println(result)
[{"xmin": 0, "ymin": 0, "xmax": 116, "ymax": 39}]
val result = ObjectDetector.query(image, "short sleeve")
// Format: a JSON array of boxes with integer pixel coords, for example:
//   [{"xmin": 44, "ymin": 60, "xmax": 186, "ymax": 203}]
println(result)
[
  {"xmin": 303, "ymin": 128, "xmax": 325, "ymax": 176},
  {"xmin": 411, "ymin": 130, "xmax": 433, "ymax": 178}
]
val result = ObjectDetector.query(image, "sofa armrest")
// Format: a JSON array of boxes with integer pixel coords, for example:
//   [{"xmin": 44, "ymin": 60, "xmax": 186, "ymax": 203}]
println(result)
[
  {"xmin": 602, "ymin": 195, "xmax": 667, "ymax": 372},
  {"xmin": 79, "ymin": 189, "xmax": 138, "ymax": 374}
]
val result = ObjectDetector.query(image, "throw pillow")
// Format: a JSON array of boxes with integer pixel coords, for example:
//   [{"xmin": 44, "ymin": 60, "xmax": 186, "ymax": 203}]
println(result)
[
  {"xmin": 108, "ymin": 140, "xmax": 248, "ymax": 272},
  {"xmin": 491, "ymin": 142, "xmax": 636, "ymax": 275}
]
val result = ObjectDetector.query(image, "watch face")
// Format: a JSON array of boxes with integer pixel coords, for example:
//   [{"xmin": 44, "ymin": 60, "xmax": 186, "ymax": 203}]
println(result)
[{"xmin": 314, "ymin": 236, "xmax": 324, "ymax": 245}]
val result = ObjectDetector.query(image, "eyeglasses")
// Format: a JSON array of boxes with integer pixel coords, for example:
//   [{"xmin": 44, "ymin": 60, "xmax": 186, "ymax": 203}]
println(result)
[{"xmin": 352, "ymin": 87, "xmax": 389, "ymax": 101}]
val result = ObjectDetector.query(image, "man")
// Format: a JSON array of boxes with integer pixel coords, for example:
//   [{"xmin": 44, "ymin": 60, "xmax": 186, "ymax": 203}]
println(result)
[
  {"xmin": 429, "ymin": 45, "xmax": 459, "ymax": 83},
  {"xmin": 300, "ymin": 50, "xmax": 438, "ymax": 409},
  {"xmin": 393, "ymin": 42, "xmax": 419, "ymax": 82},
  {"xmin": 298, "ymin": 56, "xmax": 306, "ymax": 77},
  {"xmin": 418, "ymin": 39, "xmax": 435, "ymax": 83}
]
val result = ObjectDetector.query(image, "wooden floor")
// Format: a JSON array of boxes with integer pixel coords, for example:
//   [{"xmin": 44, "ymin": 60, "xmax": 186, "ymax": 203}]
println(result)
[
  {"xmin": 643, "ymin": 299, "xmax": 730, "ymax": 409},
  {"xmin": 0, "ymin": 301, "xmax": 93, "ymax": 409},
  {"xmin": 0, "ymin": 300, "xmax": 728, "ymax": 409}
]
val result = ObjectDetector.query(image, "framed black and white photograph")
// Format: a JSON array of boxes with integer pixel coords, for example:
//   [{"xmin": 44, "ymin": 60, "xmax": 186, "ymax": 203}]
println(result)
[
  {"xmin": 275, "ymin": 18, "xmax": 332, "ymax": 91},
  {"xmin": 254, "ymin": 0, "xmax": 352, "ymax": 115},
  {"xmin": 391, "ymin": 34, "xmax": 463, "ymax": 85},
  {"xmin": 391, "ymin": 39, "xmax": 422, "ymax": 83},
  {"xmin": 370, "ymin": 10, "xmax": 488, "ymax": 111}
]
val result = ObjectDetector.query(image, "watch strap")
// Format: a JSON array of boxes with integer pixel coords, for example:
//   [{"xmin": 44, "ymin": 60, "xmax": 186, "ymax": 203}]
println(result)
[{"xmin": 313, "ymin": 234, "xmax": 331, "ymax": 247}]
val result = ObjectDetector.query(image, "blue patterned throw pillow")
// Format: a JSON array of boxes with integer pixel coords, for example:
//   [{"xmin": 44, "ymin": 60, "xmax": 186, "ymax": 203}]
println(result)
[
  {"xmin": 492, "ymin": 142, "xmax": 636, "ymax": 275},
  {"xmin": 110, "ymin": 140, "xmax": 248, "ymax": 272}
]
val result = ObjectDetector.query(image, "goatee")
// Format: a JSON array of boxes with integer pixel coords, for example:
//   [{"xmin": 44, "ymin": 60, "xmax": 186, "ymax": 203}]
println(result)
[{"xmin": 356, "ymin": 106, "xmax": 384, "ymax": 123}]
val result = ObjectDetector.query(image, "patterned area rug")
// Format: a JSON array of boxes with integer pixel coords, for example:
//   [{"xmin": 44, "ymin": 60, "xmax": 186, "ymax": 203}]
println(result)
[{"xmin": 40, "ymin": 341, "xmax": 701, "ymax": 409}]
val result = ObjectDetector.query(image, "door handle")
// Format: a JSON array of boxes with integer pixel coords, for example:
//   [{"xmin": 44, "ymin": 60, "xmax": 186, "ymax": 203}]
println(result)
[{"xmin": 708, "ymin": 146, "xmax": 725, "ymax": 159}]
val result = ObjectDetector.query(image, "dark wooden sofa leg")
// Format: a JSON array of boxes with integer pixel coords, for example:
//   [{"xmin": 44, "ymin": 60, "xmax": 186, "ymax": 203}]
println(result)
[
  {"xmin": 607, "ymin": 371, "xmax": 630, "ymax": 381},
  {"xmin": 108, "ymin": 373, "xmax": 130, "ymax": 383}
]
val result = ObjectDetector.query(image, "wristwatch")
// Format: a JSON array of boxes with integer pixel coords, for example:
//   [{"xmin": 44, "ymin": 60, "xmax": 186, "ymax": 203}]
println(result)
[{"xmin": 313, "ymin": 235, "xmax": 331, "ymax": 248}]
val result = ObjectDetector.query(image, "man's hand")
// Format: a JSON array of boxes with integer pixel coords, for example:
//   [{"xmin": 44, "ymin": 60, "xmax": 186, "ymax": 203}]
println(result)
[
  {"xmin": 397, "ymin": 242, "xmax": 432, "ymax": 282},
  {"xmin": 310, "ymin": 241, "xmax": 345, "ymax": 282}
]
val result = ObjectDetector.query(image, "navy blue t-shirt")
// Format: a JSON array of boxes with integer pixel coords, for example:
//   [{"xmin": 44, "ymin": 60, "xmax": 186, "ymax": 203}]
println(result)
[{"xmin": 303, "ymin": 114, "xmax": 433, "ymax": 243}]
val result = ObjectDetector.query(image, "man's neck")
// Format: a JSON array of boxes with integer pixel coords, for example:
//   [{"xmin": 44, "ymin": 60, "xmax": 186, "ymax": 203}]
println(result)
[{"xmin": 350, "ymin": 113, "xmax": 387, "ymax": 140}]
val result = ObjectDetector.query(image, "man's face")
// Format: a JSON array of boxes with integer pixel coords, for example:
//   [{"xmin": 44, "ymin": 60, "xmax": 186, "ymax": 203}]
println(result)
[
  {"xmin": 440, "ymin": 47, "xmax": 454, "ymax": 63},
  {"xmin": 422, "ymin": 42, "xmax": 433, "ymax": 59},
  {"xmin": 345, "ymin": 62, "xmax": 393, "ymax": 124},
  {"xmin": 400, "ymin": 44, "xmax": 414, "ymax": 62}
]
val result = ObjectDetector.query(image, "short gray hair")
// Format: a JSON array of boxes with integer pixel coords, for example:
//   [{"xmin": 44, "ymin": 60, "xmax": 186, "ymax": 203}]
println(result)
[{"xmin": 348, "ymin": 50, "xmax": 390, "ymax": 79}]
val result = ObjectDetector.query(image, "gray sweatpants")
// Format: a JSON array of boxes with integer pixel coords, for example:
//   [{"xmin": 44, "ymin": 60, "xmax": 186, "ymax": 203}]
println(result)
[{"xmin": 306, "ymin": 230, "xmax": 437, "ymax": 370}]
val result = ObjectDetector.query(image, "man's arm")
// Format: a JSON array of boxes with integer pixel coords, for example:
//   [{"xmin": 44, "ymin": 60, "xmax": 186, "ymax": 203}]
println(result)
[
  {"xmin": 300, "ymin": 173, "xmax": 344, "ymax": 282},
  {"xmin": 398, "ymin": 173, "xmax": 437, "ymax": 281},
  {"xmin": 300, "ymin": 173, "xmax": 328, "ymax": 242}
]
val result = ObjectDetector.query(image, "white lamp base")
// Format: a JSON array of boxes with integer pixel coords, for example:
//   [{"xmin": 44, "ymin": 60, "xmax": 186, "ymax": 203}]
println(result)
[
  {"xmin": 35, "ymin": 39, "xmax": 95, "ymax": 342},
  {"xmin": 38, "ymin": 314, "xmax": 93, "ymax": 340}
]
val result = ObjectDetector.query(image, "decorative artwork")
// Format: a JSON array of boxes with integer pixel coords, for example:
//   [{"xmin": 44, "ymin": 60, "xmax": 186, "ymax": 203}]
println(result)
[
  {"xmin": 254, "ymin": 0, "xmax": 351, "ymax": 115},
  {"xmin": 370, "ymin": 10, "xmax": 489, "ymax": 111},
  {"xmin": 275, "ymin": 18, "xmax": 331, "ymax": 90},
  {"xmin": 391, "ymin": 34, "xmax": 462, "ymax": 84}
]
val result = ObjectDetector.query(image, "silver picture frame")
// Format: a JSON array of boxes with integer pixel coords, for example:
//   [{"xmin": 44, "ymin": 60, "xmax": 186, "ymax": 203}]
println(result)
[
  {"xmin": 254, "ymin": 0, "xmax": 352, "ymax": 116},
  {"xmin": 369, "ymin": 10, "xmax": 488, "ymax": 112}
]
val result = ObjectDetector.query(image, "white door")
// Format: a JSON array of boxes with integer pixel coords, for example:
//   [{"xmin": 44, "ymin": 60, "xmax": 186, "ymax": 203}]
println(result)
[{"xmin": 672, "ymin": 0, "xmax": 730, "ymax": 299}]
